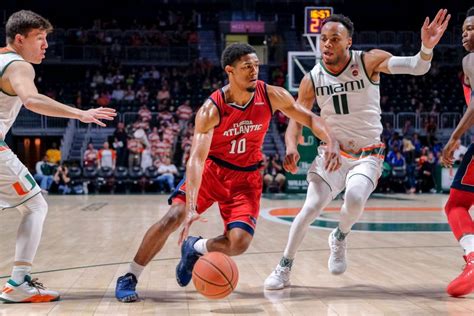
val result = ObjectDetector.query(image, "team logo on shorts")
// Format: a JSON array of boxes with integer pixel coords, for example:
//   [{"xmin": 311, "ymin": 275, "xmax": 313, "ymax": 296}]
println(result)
[{"xmin": 12, "ymin": 173, "xmax": 36, "ymax": 196}]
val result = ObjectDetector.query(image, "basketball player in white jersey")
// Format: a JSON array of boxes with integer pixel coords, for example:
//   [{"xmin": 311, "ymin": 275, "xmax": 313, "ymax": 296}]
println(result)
[
  {"xmin": 265, "ymin": 9, "xmax": 450, "ymax": 290},
  {"xmin": 0, "ymin": 10, "xmax": 116, "ymax": 302}
]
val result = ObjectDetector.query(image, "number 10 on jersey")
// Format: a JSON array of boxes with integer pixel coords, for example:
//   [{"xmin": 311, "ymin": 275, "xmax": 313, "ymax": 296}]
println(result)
[{"xmin": 230, "ymin": 138, "xmax": 246, "ymax": 154}]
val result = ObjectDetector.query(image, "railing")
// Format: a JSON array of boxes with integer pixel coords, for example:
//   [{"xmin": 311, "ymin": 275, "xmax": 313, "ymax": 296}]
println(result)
[
  {"xmin": 12, "ymin": 108, "xmax": 72, "ymax": 133},
  {"xmin": 440, "ymin": 112, "xmax": 462, "ymax": 129},
  {"xmin": 79, "ymin": 125, "xmax": 93, "ymax": 167},
  {"xmin": 381, "ymin": 113, "xmax": 396, "ymax": 129},
  {"xmin": 396, "ymin": 112, "xmax": 417, "ymax": 130},
  {"xmin": 61, "ymin": 119, "xmax": 76, "ymax": 161},
  {"xmin": 12, "ymin": 109, "xmax": 123, "ymax": 132},
  {"xmin": 12, "ymin": 110, "xmax": 462, "ymax": 135}
]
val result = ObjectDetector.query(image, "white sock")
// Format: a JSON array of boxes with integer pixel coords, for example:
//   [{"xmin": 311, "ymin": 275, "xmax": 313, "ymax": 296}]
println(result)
[
  {"xmin": 11, "ymin": 265, "xmax": 31, "ymax": 284},
  {"xmin": 460, "ymin": 234, "xmax": 474, "ymax": 256},
  {"xmin": 127, "ymin": 261, "xmax": 145, "ymax": 279},
  {"xmin": 193, "ymin": 239, "xmax": 208, "ymax": 254}
]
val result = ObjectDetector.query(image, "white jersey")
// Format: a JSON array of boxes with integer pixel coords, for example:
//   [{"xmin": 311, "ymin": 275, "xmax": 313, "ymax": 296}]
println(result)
[
  {"xmin": 0, "ymin": 51, "xmax": 41, "ymax": 209},
  {"xmin": 309, "ymin": 50, "xmax": 382, "ymax": 151},
  {"xmin": 0, "ymin": 51, "xmax": 25, "ymax": 140}
]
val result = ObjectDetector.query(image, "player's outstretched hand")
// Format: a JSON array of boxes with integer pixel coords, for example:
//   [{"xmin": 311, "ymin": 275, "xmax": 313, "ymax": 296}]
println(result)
[
  {"xmin": 324, "ymin": 139, "xmax": 341, "ymax": 172},
  {"xmin": 441, "ymin": 138, "xmax": 460, "ymax": 168},
  {"xmin": 283, "ymin": 150, "xmax": 300, "ymax": 174},
  {"xmin": 421, "ymin": 8, "xmax": 451, "ymax": 49},
  {"xmin": 178, "ymin": 209, "xmax": 208, "ymax": 246},
  {"xmin": 79, "ymin": 107, "xmax": 117, "ymax": 127}
]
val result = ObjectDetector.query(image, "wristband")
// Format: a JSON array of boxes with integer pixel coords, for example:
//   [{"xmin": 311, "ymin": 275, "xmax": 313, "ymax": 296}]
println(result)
[{"xmin": 421, "ymin": 43, "xmax": 433, "ymax": 55}]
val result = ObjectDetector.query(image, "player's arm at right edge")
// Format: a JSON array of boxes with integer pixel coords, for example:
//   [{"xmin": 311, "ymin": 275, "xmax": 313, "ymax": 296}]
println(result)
[
  {"xmin": 268, "ymin": 80, "xmax": 341, "ymax": 172},
  {"xmin": 282, "ymin": 74, "xmax": 314, "ymax": 174},
  {"xmin": 4, "ymin": 61, "xmax": 116, "ymax": 126},
  {"xmin": 178, "ymin": 100, "xmax": 219, "ymax": 245},
  {"xmin": 441, "ymin": 58, "xmax": 474, "ymax": 167}
]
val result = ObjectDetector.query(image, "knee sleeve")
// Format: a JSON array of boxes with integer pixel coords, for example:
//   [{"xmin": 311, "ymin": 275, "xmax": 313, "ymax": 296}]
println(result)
[
  {"xmin": 445, "ymin": 188, "xmax": 474, "ymax": 240},
  {"xmin": 339, "ymin": 175, "xmax": 373, "ymax": 233},
  {"xmin": 283, "ymin": 176, "xmax": 332, "ymax": 259},
  {"xmin": 14, "ymin": 194, "xmax": 48, "ymax": 263}
]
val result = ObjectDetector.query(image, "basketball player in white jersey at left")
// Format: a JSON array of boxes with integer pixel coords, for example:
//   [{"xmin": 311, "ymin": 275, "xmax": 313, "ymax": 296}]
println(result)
[
  {"xmin": 265, "ymin": 9, "xmax": 450, "ymax": 290},
  {"xmin": 0, "ymin": 10, "xmax": 116, "ymax": 303}
]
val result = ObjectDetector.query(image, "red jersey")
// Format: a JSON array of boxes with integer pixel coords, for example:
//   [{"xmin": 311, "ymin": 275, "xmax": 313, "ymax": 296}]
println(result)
[{"xmin": 207, "ymin": 80, "xmax": 273, "ymax": 168}]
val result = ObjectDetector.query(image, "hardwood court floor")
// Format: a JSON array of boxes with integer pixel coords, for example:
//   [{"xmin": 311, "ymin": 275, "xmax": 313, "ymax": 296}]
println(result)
[{"xmin": 0, "ymin": 193, "xmax": 473, "ymax": 315}]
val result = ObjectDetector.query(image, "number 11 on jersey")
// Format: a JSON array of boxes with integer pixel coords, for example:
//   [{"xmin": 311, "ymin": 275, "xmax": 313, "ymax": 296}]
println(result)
[
  {"xmin": 332, "ymin": 94, "xmax": 349, "ymax": 114},
  {"xmin": 230, "ymin": 138, "xmax": 246, "ymax": 154}
]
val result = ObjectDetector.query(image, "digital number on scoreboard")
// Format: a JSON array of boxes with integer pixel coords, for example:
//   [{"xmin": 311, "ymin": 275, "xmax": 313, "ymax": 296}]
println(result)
[{"xmin": 305, "ymin": 7, "xmax": 333, "ymax": 35}]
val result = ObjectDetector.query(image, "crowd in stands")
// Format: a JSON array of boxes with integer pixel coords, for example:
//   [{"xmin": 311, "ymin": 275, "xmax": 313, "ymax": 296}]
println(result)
[
  {"xmin": 30, "ymin": 36, "xmax": 466, "ymax": 195},
  {"xmin": 54, "ymin": 11, "xmax": 201, "ymax": 48}
]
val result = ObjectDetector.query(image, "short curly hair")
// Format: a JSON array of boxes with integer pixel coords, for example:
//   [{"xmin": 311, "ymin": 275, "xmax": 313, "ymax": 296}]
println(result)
[
  {"xmin": 221, "ymin": 43, "xmax": 257, "ymax": 69},
  {"xmin": 321, "ymin": 14, "xmax": 354, "ymax": 37}
]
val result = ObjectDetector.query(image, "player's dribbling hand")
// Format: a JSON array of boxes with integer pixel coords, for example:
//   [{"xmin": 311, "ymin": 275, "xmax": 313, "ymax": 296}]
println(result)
[
  {"xmin": 79, "ymin": 107, "xmax": 117, "ymax": 127},
  {"xmin": 421, "ymin": 8, "xmax": 451, "ymax": 49},
  {"xmin": 324, "ymin": 140, "xmax": 341, "ymax": 172},
  {"xmin": 441, "ymin": 138, "xmax": 460, "ymax": 168},
  {"xmin": 283, "ymin": 150, "xmax": 300, "ymax": 174},
  {"xmin": 178, "ymin": 209, "xmax": 208, "ymax": 246}
]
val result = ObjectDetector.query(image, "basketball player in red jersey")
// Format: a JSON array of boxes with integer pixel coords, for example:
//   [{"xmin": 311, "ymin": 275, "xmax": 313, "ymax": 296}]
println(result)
[
  {"xmin": 115, "ymin": 43, "xmax": 341, "ymax": 302},
  {"xmin": 441, "ymin": 6, "xmax": 474, "ymax": 297}
]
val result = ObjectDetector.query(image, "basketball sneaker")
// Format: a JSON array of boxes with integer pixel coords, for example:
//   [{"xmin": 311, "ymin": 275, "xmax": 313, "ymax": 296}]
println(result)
[
  {"xmin": 264, "ymin": 264, "xmax": 291, "ymax": 290},
  {"xmin": 446, "ymin": 252, "xmax": 474, "ymax": 297},
  {"xmin": 176, "ymin": 236, "xmax": 202, "ymax": 287},
  {"xmin": 115, "ymin": 273, "xmax": 139, "ymax": 302},
  {"xmin": 328, "ymin": 229, "xmax": 347, "ymax": 275},
  {"xmin": 0, "ymin": 275, "xmax": 59, "ymax": 303}
]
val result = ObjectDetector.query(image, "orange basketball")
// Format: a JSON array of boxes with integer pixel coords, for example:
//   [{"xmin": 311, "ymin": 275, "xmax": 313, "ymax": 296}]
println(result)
[{"xmin": 192, "ymin": 252, "xmax": 239, "ymax": 299}]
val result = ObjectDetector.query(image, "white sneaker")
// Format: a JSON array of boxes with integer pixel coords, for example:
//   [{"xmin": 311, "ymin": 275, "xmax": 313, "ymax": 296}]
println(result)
[
  {"xmin": 0, "ymin": 275, "xmax": 60, "ymax": 303},
  {"xmin": 264, "ymin": 264, "xmax": 291, "ymax": 290},
  {"xmin": 328, "ymin": 229, "xmax": 347, "ymax": 275}
]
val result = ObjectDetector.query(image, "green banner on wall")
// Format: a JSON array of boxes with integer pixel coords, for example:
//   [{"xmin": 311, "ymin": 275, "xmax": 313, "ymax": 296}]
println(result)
[{"xmin": 285, "ymin": 127, "xmax": 319, "ymax": 193}]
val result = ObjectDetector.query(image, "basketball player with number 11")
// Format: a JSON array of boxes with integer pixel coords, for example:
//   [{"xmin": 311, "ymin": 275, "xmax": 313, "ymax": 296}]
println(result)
[{"xmin": 265, "ymin": 9, "xmax": 450, "ymax": 290}]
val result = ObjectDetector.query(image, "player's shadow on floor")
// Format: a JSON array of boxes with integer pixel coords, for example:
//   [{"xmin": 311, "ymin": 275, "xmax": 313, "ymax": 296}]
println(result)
[{"xmin": 261, "ymin": 284, "xmax": 456, "ymax": 302}]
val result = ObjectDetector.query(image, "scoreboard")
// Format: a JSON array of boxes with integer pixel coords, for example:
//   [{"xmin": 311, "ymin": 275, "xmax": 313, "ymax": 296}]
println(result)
[{"xmin": 304, "ymin": 7, "xmax": 333, "ymax": 35}]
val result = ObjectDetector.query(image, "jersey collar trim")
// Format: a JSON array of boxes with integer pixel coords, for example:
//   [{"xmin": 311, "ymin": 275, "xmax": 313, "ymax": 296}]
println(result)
[
  {"xmin": 0, "ymin": 48, "xmax": 19, "ymax": 55},
  {"xmin": 220, "ymin": 88, "xmax": 255, "ymax": 111}
]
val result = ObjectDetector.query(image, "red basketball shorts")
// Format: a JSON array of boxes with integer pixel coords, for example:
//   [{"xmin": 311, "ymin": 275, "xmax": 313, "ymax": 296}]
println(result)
[{"xmin": 169, "ymin": 159, "xmax": 262, "ymax": 235}]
